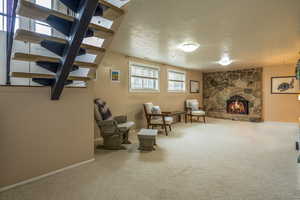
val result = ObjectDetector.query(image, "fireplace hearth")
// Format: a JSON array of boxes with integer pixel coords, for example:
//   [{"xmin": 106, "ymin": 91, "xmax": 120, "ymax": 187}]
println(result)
[{"xmin": 226, "ymin": 95, "xmax": 249, "ymax": 115}]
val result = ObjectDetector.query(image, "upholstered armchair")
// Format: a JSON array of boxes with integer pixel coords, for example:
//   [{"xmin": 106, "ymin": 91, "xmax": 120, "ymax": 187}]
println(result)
[
  {"xmin": 94, "ymin": 99, "xmax": 135, "ymax": 150},
  {"xmin": 185, "ymin": 99, "xmax": 206, "ymax": 123},
  {"xmin": 143, "ymin": 103, "xmax": 173, "ymax": 136}
]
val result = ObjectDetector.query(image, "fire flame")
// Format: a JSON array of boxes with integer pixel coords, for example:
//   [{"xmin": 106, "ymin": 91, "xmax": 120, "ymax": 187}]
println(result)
[{"xmin": 229, "ymin": 101, "xmax": 245, "ymax": 113}]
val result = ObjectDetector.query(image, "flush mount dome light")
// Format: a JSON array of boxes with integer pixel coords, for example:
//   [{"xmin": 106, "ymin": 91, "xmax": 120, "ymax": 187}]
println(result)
[
  {"xmin": 218, "ymin": 55, "xmax": 233, "ymax": 66},
  {"xmin": 179, "ymin": 43, "xmax": 200, "ymax": 52}
]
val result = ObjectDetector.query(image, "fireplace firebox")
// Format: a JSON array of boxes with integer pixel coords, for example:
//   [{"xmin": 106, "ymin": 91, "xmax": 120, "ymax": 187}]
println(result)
[{"xmin": 226, "ymin": 95, "xmax": 249, "ymax": 115}]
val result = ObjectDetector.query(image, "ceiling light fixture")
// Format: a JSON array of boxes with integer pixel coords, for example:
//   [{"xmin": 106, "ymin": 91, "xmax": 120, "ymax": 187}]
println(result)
[
  {"xmin": 179, "ymin": 43, "xmax": 200, "ymax": 52},
  {"xmin": 218, "ymin": 54, "xmax": 233, "ymax": 66}
]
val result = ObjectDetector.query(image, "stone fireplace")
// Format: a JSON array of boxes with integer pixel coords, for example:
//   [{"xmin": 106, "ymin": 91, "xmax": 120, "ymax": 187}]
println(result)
[
  {"xmin": 203, "ymin": 68, "xmax": 262, "ymax": 122},
  {"xmin": 226, "ymin": 95, "xmax": 249, "ymax": 115}
]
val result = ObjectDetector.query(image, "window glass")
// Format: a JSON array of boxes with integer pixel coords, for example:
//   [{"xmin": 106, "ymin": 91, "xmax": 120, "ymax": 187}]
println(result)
[
  {"xmin": 168, "ymin": 70, "xmax": 186, "ymax": 92},
  {"xmin": 129, "ymin": 63, "xmax": 160, "ymax": 92}
]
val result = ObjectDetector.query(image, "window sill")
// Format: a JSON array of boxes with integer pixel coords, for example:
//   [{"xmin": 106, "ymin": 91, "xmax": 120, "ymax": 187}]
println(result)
[
  {"xmin": 168, "ymin": 90, "xmax": 186, "ymax": 93},
  {"xmin": 129, "ymin": 89, "xmax": 160, "ymax": 93}
]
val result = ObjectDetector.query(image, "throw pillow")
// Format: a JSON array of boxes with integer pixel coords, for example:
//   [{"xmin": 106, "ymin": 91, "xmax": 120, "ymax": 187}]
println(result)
[
  {"xmin": 190, "ymin": 102, "xmax": 199, "ymax": 111},
  {"xmin": 94, "ymin": 98, "xmax": 113, "ymax": 121},
  {"xmin": 151, "ymin": 106, "xmax": 161, "ymax": 119}
]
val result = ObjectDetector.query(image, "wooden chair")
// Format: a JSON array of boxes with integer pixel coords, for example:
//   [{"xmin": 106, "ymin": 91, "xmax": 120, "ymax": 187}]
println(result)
[
  {"xmin": 185, "ymin": 99, "xmax": 206, "ymax": 123},
  {"xmin": 143, "ymin": 103, "xmax": 173, "ymax": 136}
]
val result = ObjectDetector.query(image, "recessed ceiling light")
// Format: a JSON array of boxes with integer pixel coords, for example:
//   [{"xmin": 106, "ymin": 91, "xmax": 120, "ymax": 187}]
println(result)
[
  {"xmin": 218, "ymin": 55, "xmax": 233, "ymax": 66},
  {"xmin": 179, "ymin": 43, "xmax": 200, "ymax": 52}
]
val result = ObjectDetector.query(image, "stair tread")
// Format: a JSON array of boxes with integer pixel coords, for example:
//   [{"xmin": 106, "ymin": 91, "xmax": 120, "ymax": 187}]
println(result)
[
  {"xmin": 99, "ymin": 0, "xmax": 125, "ymax": 17},
  {"xmin": 13, "ymin": 53, "xmax": 98, "ymax": 68},
  {"xmin": 11, "ymin": 72, "xmax": 91, "ymax": 81},
  {"xmin": 15, "ymin": 29, "xmax": 106, "ymax": 54},
  {"xmin": 17, "ymin": 0, "xmax": 114, "ymax": 37}
]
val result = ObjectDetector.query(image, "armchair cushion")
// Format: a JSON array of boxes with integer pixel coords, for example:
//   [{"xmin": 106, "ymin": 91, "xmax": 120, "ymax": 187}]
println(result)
[
  {"xmin": 186, "ymin": 99, "xmax": 199, "ymax": 110},
  {"xmin": 151, "ymin": 106, "xmax": 161, "ymax": 119},
  {"xmin": 190, "ymin": 101, "xmax": 199, "ymax": 111},
  {"xmin": 191, "ymin": 110, "xmax": 206, "ymax": 116},
  {"xmin": 151, "ymin": 116, "xmax": 173, "ymax": 125},
  {"xmin": 118, "ymin": 121, "xmax": 135, "ymax": 132}
]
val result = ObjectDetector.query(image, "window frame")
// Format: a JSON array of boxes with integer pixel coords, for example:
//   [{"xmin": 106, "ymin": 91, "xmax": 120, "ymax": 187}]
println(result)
[
  {"xmin": 167, "ymin": 69, "xmax": 186, "ymax": 93},
  {"xmin": 0, "ymin": 0, "xmax": 19, "ymax": 32},
  {"xmin": 129, "ymin": 61, "xmax": 160, "ymax": 93}
]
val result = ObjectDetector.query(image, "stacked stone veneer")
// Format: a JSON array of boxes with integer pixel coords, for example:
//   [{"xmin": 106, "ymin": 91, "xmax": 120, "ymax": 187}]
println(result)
[{"xmin": 203, "ymin": 68, "xmax": 263, "ymax": 122}]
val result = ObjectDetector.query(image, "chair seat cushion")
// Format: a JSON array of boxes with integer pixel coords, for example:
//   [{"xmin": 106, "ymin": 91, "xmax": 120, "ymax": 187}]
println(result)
[
  {"xmin": 118, "ymin": 121, "xmax": 135, "ymax": 131},
  {"xmin": 191, "ymin": 110, "xmax": 206, "ymax": 116},
  {"xmin": 151, "ymin": 116, "xmax": 173, "ymax": 125}
]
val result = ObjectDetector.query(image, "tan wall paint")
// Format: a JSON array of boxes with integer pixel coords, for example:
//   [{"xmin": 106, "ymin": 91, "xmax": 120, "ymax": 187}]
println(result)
[
  {"xmin": 92, "ymin": 52, "xmax": 203, "ymax": 131},
  {"xmin": 2, "ymin": 52, "xmax": 297, "ymax": 189},
  {"xmin": 0, "ymin": 86, "xmax": 94, "ymax": 188},
  {"xmin": 263, "ymin": 64, "xmax": 300, "ymax": 122}
]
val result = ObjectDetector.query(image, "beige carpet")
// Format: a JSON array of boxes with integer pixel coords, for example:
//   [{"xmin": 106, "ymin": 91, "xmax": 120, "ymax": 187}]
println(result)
[{"xmin": 0, "ymin": 118, "xmax": 298, "ymax": 200}]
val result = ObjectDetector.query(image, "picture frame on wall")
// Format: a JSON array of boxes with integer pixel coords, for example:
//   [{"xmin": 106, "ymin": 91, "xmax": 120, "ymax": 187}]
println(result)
[
  {"xmin": 271, "ymin": 76, "xmax": 300, "ymax": 94},
  {"xmin": 190, "ymin": 80, "xmax": 200, "ymax": 93},
  {"xmin": 111, "ymin": 70, "xmax": 120, "ymax": 82}
]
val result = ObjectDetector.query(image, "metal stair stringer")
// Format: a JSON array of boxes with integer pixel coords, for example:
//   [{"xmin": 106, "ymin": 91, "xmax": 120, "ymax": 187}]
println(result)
[{"xmin": 51, "ymin": 0, "xmax": 99, "ymax": 100}]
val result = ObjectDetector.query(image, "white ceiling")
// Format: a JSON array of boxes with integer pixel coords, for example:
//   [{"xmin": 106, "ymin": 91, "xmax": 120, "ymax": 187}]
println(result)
[{"xmin": 110, "ymin": 0, "xmax": 300, "ymax": 70}]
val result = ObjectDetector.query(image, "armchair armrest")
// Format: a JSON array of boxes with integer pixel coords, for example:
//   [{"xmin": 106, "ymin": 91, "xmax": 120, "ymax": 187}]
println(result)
[
  {"xmin": 97, "ymin": 119, "xmax": 117, "ymax": 126},
  {"xmin": 97, "ymin": 119, "xmax": 121, "ymax": 136},
  {"xmin": 114, "ymin": 115, "xmax": 127, "ymax": 124},
  {"xmin": 148, "ymin": 113, "xmax": 170, "ymax": 117}
]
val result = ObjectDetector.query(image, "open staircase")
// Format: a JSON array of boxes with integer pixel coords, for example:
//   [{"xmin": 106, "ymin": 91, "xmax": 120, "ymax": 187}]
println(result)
[{"xmin": 8, "ymin": 0, "xmax": 128, "ymax": 100}]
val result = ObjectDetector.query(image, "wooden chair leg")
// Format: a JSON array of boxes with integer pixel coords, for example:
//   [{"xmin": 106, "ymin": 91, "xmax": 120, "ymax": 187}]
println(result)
[
  {"xmin": 164, "ymin": 125, "xmax": 168, "ymax": 136},
  {"xmin": 203, "ymin": 116, "xmax": 206, "ymax": 123},
  {"xmin": 190, "ymin": 115, "xmax": 193, "ymax": 123},
  {"xmin": 169, "ymin": 125, "xmax": 172, "ymax": 131}
]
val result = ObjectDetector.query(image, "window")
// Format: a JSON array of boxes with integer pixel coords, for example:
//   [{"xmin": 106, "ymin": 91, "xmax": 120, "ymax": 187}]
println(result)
[
  {"xmin": 168, "ymin": 70, "xmax": 186, "ymax": 92},
  {"xmin": 35, "ymin": 0, "xmax": 52, "ymax": 35},
  {"xmin": 129, "ymin": 62, "xmax": 160, "ymax": 92},
  {"xmin": 0, "ymin": 0, "xmax": 19, "ymax": 31}
]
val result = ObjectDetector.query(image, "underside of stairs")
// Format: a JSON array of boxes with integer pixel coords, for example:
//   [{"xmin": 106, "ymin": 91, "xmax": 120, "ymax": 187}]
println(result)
[{"xmin": 7, "ymin": 0, "xmax": 128, "ymax": 100}]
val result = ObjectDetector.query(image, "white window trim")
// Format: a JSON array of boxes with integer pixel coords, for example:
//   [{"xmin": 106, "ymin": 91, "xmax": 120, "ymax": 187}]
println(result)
[
  {"xmin": 129, "ymin": 61, "xmax": 160, "ymax": 93},
  {"xmin": 167, "ymin": 69, "xmax": 186, "ymax": 93}
]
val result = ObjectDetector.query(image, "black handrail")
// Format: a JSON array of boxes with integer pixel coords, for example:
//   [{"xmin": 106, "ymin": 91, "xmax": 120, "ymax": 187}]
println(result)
[{"xmin": 6, "ymin": 0, "xmax": 18, "ymax": 85}]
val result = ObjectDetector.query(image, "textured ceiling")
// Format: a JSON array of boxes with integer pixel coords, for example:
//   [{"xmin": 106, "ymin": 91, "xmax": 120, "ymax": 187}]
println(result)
[{"xmin": 110, "ymin": 0, "xmax": 300, "ymax": 70}]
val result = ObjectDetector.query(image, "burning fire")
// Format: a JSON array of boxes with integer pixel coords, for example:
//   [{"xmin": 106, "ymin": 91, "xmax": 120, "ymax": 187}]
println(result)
[{"xmin": 229, "ymin": 101, "xmax": 245, "ymax": 113}]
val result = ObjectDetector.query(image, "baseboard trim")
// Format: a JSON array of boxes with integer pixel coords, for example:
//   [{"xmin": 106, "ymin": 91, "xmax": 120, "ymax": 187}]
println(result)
[{"xmin": 0, "ymin": 158, "xmax": 95, "ymax": 193}]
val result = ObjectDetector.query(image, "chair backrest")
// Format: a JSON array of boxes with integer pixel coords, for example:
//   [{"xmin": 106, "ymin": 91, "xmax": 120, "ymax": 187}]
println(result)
[
  {"xmin": 143, "ymin": 103, "xmax": 154, "ymax": 123},
  {"xmin": 94, "ymin": 104, "xmax": 103, "ymax": 122},
  {"xmin": 185, "ymin": 99, "xmax": 199, "ymax": 110},
  {"xmin": 143, "ymin": 102, "xmax": 154, "ymax": 114},
  {"xmin": 94, "ymin": 98, "xmax": 113, "ymax": 121}
]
